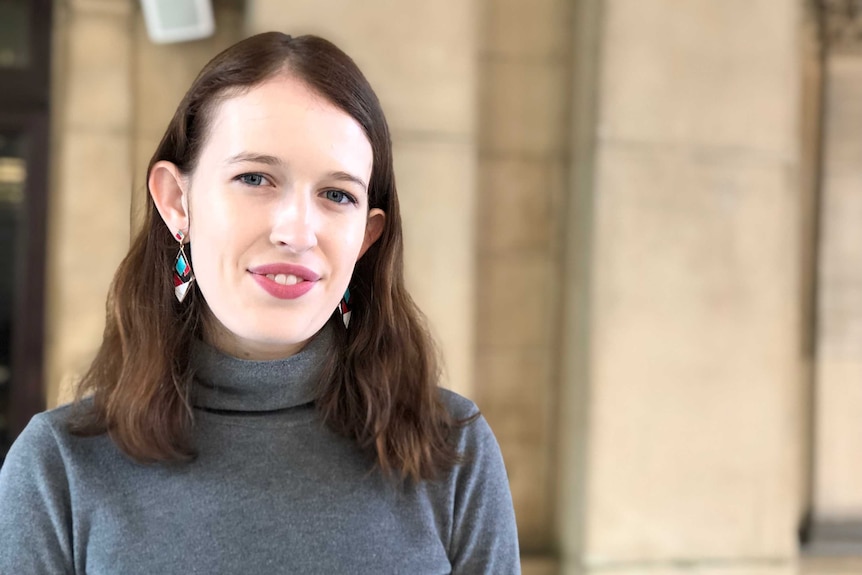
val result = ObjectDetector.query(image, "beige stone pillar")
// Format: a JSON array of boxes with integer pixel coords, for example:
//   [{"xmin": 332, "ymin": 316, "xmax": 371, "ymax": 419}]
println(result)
[
  {"xmin": 809, "ymin": 5, "xmax": 862, "ymax": 550},
  {"xmin": 558, "ymin": 1, "xmax": 804, "ymax": 573},
  {"xmin": 246, "ymin": 2, "xmax": 478, "ymax": 397},
  {"xmin": 46, "ymin": 0, "xmax": 135, "ymax": 407},
  {"xmin": 475, "ymin": 0, "xmax": 571, "ymax": 563}
]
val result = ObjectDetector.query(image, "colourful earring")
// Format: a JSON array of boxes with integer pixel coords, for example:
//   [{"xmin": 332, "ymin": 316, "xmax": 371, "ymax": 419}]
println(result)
[
  {"xmin": 173, "ymin": 230, "xmax": 195, "ymax": 303},
  {"xmin": 338, "ymin": 288, "xmax": 351, "ymax": 328}
]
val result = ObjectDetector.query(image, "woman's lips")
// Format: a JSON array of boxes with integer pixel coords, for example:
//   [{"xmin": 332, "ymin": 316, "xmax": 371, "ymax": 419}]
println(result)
[{"xmin": 248, "ymin": 264, "xmax": 320, "ymax": 300}]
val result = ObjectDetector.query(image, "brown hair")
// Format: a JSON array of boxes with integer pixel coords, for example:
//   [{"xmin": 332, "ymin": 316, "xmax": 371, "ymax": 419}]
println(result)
[{"xmin": 70, "ymin": 32, "xmax": 465, "ymax": 481}]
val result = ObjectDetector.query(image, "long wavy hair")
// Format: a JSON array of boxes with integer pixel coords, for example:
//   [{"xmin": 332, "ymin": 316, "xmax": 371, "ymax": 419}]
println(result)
[{"xmin": 70, "ymin": 32, "xmax": 463, "ymax": 481}]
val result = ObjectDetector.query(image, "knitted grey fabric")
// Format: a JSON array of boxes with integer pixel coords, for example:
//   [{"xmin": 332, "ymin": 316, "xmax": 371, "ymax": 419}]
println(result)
[{"xmin": 0, "ymin": 327, "xmax": 520, "ymax": 574}]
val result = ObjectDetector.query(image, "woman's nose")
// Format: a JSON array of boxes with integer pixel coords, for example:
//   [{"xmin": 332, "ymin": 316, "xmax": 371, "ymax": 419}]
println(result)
[{"xmin": 270, "ymin": 192, "xmax": 318, "ymax": 253}]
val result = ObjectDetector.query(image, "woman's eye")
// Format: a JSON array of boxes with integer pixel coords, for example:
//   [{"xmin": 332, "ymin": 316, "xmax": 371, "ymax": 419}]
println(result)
[
  {"xmin": 238, "ymin": 173, "xmax": 266, "ymax": 186},
  {"xmin": 324, "ymin": 189, "xmax": 355, "ymax": 204}
]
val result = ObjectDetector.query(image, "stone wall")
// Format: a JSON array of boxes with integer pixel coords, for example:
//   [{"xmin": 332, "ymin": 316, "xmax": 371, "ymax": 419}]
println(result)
[
  {"xmin": 47, "ymin": 0, "xmax": 135, "ymax": 406},
  {"xmin": 558, "ymin": 0, "xmax": 806, "ymax": 572},
  {"xmin": 811, "ymin": 1, "xmax": 862, "ymax": 545},
  {"xmin": 476, "ymin": 0, "xmax": 571, "ymax": 559}
]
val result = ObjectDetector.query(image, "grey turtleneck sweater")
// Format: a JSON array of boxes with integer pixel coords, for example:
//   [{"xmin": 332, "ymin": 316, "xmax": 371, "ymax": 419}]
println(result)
[{"xmin": 0, "ymin": 329, "xmax": 520, "ymax": 574}]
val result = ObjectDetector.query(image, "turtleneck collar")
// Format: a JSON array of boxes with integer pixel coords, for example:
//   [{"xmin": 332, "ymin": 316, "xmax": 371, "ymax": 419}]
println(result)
[{"xmin": 190, "ymin": 324, "xmax": 334, "ymax": 412}]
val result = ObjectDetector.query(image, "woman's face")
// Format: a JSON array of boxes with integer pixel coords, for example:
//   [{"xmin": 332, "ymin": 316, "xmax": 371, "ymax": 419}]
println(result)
[{"xmin": 184, "ymin": 74, "xmax": 384, "ymax": 359}]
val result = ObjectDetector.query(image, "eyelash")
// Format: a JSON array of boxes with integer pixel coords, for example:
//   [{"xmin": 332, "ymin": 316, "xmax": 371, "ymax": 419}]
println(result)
[
  {"xmin": 323, "ymin": 189, "xmax": 358, "ymax": 205},
  {"xmin": 234, "ymin": 173, "xmax": 358, "ymax": 206},
  {"xmin": 235, "ymin": 173, "xmax": 269, "ymax": 187}
]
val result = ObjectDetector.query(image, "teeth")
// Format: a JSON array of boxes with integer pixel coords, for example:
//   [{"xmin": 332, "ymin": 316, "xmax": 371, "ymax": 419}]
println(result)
[{"xmin": 265, "ymin": 273, "xmax": 300, "ymax": 285}]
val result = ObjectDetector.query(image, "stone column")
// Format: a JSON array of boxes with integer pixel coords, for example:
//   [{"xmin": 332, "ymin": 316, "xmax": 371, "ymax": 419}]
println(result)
[
  {"xmin": 246, "ymin": 2, "xmax": 478, "ymax": 397},
  {"xmin": 475, "ymin": 0, "xmax": 571, "ymax": 565},
  {"xmin": 46, "ymin": 0, "xmax": 135, "ymax": 406},
  {"xmin": 558, "ymin": 1, "xmax": 805, "ymax": 573},
  {"xmin": 808, "ymin": 0, "xmax": 862, "ymax": 552}
]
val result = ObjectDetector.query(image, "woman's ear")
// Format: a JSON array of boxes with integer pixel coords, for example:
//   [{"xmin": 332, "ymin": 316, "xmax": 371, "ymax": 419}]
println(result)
[
  {"xmin": 358, "ymin": 208, "xmax": 385, "ymax": 259},
  {"xmin": 149, "ymin": 161, "xmax": 190, "ymax": 236}
]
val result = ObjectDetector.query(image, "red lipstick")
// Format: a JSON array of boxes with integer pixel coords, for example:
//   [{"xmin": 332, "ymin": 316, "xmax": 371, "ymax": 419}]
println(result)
[{"xmin": 248, "ymin": 264, "xmax": 320, "ymax": 300}]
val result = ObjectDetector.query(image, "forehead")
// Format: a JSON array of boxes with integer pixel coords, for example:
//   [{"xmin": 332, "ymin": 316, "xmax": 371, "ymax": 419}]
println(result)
[{"xmin": 200, "ymin": 75, "xmax": 373, "ymax": 178}]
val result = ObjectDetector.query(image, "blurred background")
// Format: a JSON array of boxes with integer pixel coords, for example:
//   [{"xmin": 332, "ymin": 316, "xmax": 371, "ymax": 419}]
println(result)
[{"xmin": 2, "ymin": 0, "xmax": 862, "ymax": 573}]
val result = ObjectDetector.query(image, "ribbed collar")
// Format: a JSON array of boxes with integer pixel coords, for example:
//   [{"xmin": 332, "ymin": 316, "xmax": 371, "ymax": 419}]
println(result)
[{"xmin": 190, "ymin": 325, "xmax": 333, "ymax": 412}]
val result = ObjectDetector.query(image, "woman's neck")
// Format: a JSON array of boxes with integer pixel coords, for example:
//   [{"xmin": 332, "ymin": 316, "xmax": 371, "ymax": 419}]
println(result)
[{"xmin": 200, "ymin": 308, "xmax": 311, "ymax": 361}]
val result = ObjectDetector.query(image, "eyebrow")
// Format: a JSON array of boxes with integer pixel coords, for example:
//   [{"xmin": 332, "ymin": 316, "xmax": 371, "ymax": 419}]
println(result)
[
  {"xmin": 226, "ymin": 153, "xmax": 368, "ymax": 191},
  {"xmin": 225, "ymin": 152, "xmax": 284, "ymax": 167},
  {"xmin": 327, "ymin": 171, "xmax": 368, "ymax": 192}
]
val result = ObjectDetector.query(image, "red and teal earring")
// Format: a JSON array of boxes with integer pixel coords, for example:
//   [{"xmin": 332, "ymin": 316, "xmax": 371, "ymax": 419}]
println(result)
[
  {"xmin": 338, "ymin": 288, "xmax": 351, "ymax": 328},
  {"xmin": 173, "ymin": 230, "xmax": 195, "ymax": 302}
]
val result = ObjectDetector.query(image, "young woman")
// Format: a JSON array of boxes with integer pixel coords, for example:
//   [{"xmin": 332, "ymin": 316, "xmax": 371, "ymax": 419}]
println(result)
[{"xmin": 0, "ymin": 32, "xmax": 519, "ymax": 574}]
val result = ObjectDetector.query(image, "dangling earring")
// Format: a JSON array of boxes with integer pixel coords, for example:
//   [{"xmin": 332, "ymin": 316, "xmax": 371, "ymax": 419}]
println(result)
[
  {"xmin": 173, "ymin": 230, "xmax": 195, "ymax": 302},
  {"xmin": 338, "ymin": 288, "xmax": 351, "ymax": 328}
]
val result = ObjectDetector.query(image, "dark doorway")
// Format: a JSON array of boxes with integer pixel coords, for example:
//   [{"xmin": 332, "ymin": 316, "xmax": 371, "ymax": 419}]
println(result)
[{"xmin": 0, "ymin": 0, "xmax": 53, "ymax": 461}]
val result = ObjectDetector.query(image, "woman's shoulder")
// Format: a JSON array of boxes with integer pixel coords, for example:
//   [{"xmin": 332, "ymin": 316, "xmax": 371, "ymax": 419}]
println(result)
[
  {"xmin": 8, "ymin": 401, "xmax": 79, "ymax": 452},
  {"xmin": 0, "ymin": 401, "xmax": 105, "ymax": 571},
  {"xmin": 437, "ymin": 387, "xmax": 481, "ymax": 421},
  {"xmin": 435, "ymin": 388, "xmax": 502, "ymax": 464},
  {"xmin": 432, "ymin": 388, "xmax": 521, "ymax": 570},
  {"xmin": 2, "ymin": 399, "xmax": 102, "ymax": 471},
  {"xmin": 0, "ymin": 404, "xmax": 79, "ymax": 513}
]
